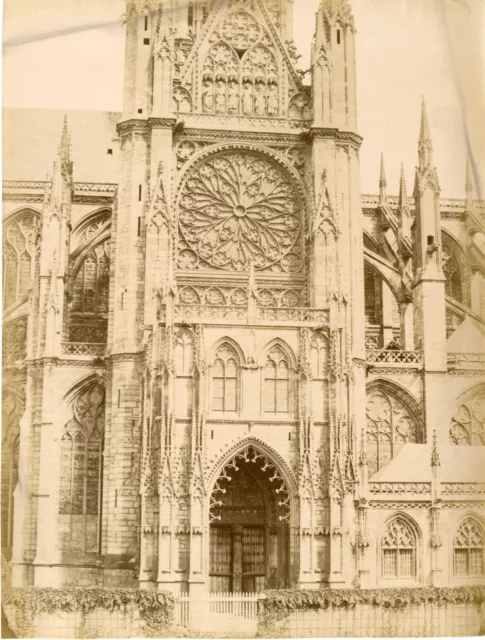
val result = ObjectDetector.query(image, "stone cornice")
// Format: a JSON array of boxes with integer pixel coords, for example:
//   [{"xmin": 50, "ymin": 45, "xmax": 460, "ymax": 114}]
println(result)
[{"xmin": 180, "ymin": 129, "xmax": 303, "ymax": 145}]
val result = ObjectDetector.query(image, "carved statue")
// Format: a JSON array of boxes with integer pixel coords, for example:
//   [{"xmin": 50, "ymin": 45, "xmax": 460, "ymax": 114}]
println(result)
[
  {"xmin": 215, "ymin": 80, "xmax": 226, "ymax": 114},
  {"xmin": 228, "ymin": 81, "xmax": 239, "ymax": 114},
  {"xmin": 267, "ymin": 84, "xmax": 278, "ymax": 116},
  {"xmin": 254, "ymin": 84, "xmax": 266, "ymax": 116},
  {"xmin": 242, "ymin": 82, "xmax": 253, "ymax": 115},
  {"xmin": 202, "ymin": 80, "xmax": 214, "ymax": 113}
]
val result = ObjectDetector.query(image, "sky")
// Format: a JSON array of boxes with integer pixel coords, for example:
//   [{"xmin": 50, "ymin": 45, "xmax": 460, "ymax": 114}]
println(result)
[{"xmin": 3, "ymin": 0, "xmax": 485, "ymax": 198}]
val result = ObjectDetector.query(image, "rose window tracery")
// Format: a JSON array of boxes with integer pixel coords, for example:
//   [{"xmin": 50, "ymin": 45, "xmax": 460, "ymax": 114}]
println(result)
[{"xmin": 178, "ymin": 151, "xmax": 303, "ymax": 273}]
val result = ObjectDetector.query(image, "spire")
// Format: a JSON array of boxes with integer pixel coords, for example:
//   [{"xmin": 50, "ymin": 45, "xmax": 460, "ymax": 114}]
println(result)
[
  {"xmin": 465, "ymin": 155, "xmax": 474, "ymax": 211},
  {"xmin": 418, "ymin": 97, "xmax": 433, "ymax": 169},
  {"xmin": 379, "ymin": 153, "xmax": 387, "ymax": 205}
]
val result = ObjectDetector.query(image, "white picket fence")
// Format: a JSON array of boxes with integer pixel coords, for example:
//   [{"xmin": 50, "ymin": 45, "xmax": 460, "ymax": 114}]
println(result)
[{"xmin": 174, "ymin": 592, "xmax": 260, "ymax": 634}]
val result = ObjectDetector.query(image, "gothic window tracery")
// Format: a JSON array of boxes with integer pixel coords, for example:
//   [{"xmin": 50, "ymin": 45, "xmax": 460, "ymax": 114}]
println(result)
[
  {"xmin": 310, "ymin": 334, "xmax": 329, "ymax": 420},
  {"xmin": 381, "ymin": 517, "xmax": 417, "ymax": 579},
  {"xmin": 178, "ymin": 151, "xmax": 303, "ymax": 273},
  {"xmin": 3, "ymin": 212, "xmax": 36, "ymax": 309},
  {"xmin": 175, "ymin": 331, "xmax": 194, "ymax": 417},
  {"xmin": 58, "ymin": 383, "xmax": 105, "ymax": 554},
  {"xmin": 2, "ymin": 320, "xmax": 27, "ymax": 366},
  {"xmin": 200, "ymin": 12, "xmax": 279, "ymax": 117},
  {"xmin": 453, "ymin": 517, "xmax": 485, "ymax": 577},
  {"xmin": 442, "ymin": 244, "xmax": 463, "ymax": 304},
  {"xmin": 264, "ymin": 346, "xmax": 291, "ymax": 414},
  {"xmin": 212, "ymin": 343, "xmax": 239, "ymax": 413},
  {"xmin": 366, "ymin": 388, "xmax": 419, "ymax": 476},
  {"xmin": 69, "ymin": 240, "xmax": 110, "ymax": 343},
  {"xmin": 449, "ymin": 389, "xmax": 485, "ymax": 446},
  {"xmin": 1, "ymin": 391, "xmax": 23, "ymax": 552}
]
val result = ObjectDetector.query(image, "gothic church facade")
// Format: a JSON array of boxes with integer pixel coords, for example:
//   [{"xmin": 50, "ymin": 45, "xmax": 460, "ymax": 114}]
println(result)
[{"xmin": 3, "ymin": 0, "xmax": 485, "ymax": 594}]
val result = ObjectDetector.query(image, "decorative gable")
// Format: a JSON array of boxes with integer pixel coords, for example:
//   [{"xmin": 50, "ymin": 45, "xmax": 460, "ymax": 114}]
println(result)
[{"xmin": 173, "ymin": 0, "xmax": 310, "ymax": 119}]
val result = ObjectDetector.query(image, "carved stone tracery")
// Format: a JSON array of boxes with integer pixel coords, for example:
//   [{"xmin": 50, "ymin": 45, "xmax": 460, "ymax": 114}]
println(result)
[{"xmin": 178, "ymin": 150, "xmax": 303, "ymax": 273}]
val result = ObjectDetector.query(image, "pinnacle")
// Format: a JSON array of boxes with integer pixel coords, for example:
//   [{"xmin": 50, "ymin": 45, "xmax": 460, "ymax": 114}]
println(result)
[
  {"xmin": 419, "ymin": 96, "xmax": 432, "ymax": 146},
  {"xmin": 379, "ymin": 153, "xmax": 387, "ymax": 188},
  {"xmin": 398, "ymin": 163, "xmax": 407, "ymax": 206},
  {"xmin": 59, "ymin": 114, "xmax": 70, "ymax": 162}
]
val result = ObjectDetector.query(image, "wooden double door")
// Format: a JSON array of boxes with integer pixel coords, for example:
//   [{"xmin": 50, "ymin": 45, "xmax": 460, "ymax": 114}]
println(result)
[{"xmin": 208, "ymin": 458, "xmax": 289, "ymax": 593}]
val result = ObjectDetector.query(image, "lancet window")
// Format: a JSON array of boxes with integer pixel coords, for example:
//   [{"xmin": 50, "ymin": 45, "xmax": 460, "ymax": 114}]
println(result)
[
  {"xmin": 68, "ymin": 240, "xmax": 110, "ymax": 343},
  {"xmin": 449, "ymin": 389, "xmax": 485, "ymax": 446},
  {"xmin": 310, "ymin": 334, "xmax": 329, "ymax": 420},
  {"xmin": 381, "ymin": 517, "xmax": 417, "ymax": 579},
  {"xmin": 175, "ymin": 331, "xmax": 194, "ymax": 417},
  {"xmin": 3, "ymin": 212, "xmax": 36, "ymax": 309},
  {"xmin": 212, "ymin": 343, "xmax": 239, "ymax": 413},
  {"xmin": 200, "ymin": 12, "xmax": 279, "ymax": 117},
  {"xmin": 264, "ymin": 346, "xmax": 291, "ymax": 414},
  {"xmin": 366, "ymin": 388, "xmax": 420, "ymax": 476},
  {"xmin": 453, "ymin": 518, "xmax": 485, "ymax": 577},
  {"xmin": 58, "ymin": 383, "xmax": 105, "ymax": 554}
]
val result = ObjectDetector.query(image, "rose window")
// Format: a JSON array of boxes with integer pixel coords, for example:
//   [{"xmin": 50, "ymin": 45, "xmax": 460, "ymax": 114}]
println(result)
[{"xmin": 178, "ymin": 151, "xmax": 303, "ymax": 273}]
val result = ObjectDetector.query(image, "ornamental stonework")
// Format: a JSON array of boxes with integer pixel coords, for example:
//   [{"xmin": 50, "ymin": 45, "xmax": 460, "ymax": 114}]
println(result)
[{"xmin": 177, "ymin": 150, "xmax": 303, "ymax": 273}]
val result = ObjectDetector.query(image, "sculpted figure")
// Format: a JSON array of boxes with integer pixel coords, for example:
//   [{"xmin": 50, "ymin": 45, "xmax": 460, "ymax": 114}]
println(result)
[
  {"xmin": 202, "ymin": 80, "xmax": 214, "ymax": 112},
  {"xmin": 267, "ymin": 84, "xmax": 278, "ymax": 116},
  {"xmin": 228, "ymin": 81, "xmax": 239, "ymax": 113},
  {"xmin": 254, "ymin": 84, "xmax": 266, "ymax": 116},
  {"xmin": 215, "ymin": 80, "xmax": 226, "ymax": 113},
  {"xmin": 242, "ymin": 82, "xmax": 254, "ymax": 115}
]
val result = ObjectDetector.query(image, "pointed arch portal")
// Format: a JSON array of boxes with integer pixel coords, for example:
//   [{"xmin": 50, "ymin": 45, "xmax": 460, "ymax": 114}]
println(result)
[{"xmin": 208, "ymin": 445, "xmax": 290, "ymax": 593}]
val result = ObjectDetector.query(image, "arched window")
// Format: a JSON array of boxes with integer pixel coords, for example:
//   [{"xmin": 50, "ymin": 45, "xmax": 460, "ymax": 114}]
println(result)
[
  {"xmin": 59, "ymin": 383, "xmax": 105, "ymax": 554},
  {"xmin": 2, "ymin": 320, "xmax": 27, "ymax": 366},
  {"xmin": 454, "ymin": 518, "xmax": 485, "ymax": 577},
  {"xmin": 310, "ymin": 334, "xmax": 328, "ymax": 420},
  {"xmin": 364, "ymin": 262, "xmax": 382, "ymax": 329},
  {"xmin": 381, "ymin": 517, "xmax": 417, "ymax": 579},
  {"xmin": 366, "ymin": 388, "xmax": 420, "ymax": 476},
  {"xmin": 3, "ymin": 212, "xmax": 36, "ymax": 309},
  {"xmin": 175, "ymin": 331, "xmax": 194, "ymax": 417},
  {"xmin": 69, "ymin": 240, "xmax": 110, "ymax": 343},
  {"xmin": 450, "ymin": 388, "xmax": 485, "ymax": 446},
  {"xmin": 442, "ymin": 244, "xmax": 463, "ymax": 303},
  {"xmin": 1, "ymin": 391, "xmax": 23, "ymax": 553},
  {"xmin": 212, "ymin": 344, "xmax": 239, "ymax": 413},
  {"xmin": 264, "ymin": 346, "xmax": 290, "ymax": 414}
]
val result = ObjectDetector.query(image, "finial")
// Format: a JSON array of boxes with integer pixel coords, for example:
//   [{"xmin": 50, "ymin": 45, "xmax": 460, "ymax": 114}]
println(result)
[
  {"xmin": 379, "ymin": 153, "xmax": 387, "ymax": 205},
  {"xmin": 431, "ymin": 430, "xmax": 441, "ymax": 467}
]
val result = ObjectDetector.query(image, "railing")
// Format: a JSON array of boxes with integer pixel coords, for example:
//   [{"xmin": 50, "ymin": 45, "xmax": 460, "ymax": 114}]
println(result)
[
  {"xmin": 174, "ymin": 304, "xmax": 329, "ymax": 325},
  {"xmin": 175, "ymin": 592, "xmax": 259, "ymax": 633},
  {"xmin": 256, "ymin": 307, "xmax": 328, "ymax": 323},
  {"xmin": 441, "ymin": 483, "xmax": 485, "ymax": 496},
  {"xmin": 369, "ymin": 482, "xmax": 432, "ymax": 496},
  {"xmin": 366, "ymin": 349, "xmax": 422, "ymax": 364},
  {"xmin": 61, "ymin": 343, "xmax": 106, "ymax": 357},
  {"xmin": 447, "ymin": 353, "xmax": 485, "ymax": 369},
  {"xmin": 176, "ymin": 303, "xmax": 247, "ymax": 322}
]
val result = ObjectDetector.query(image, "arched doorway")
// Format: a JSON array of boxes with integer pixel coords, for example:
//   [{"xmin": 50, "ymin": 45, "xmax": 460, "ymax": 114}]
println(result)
[{"xmin": 208, "ymin": 446, "xmax": 290, "ymax": 593}]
